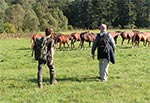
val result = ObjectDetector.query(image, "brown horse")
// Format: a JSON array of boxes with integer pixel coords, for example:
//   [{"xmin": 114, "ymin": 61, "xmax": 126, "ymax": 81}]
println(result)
[
  {"xmin": 144, "ymin": 32, "xmax": 150, "ymax": 47},
  {"xmin": 31, "ymin": 34, "xmax": 45, "ymax": 48},
  {"xmin": 120, "ymin": 31, "xmax": 135, "ymax": 46},
  {"xmin": 31, "ymin": 33, "xmax": 59, "ymax": 56},
  {"xmin": 31, "ymin": 34, "xmax": 45, "ymax": 56},
  {"xmin": 80, "ymin": 31, "xmax": 96, "ymax": 49},
  {"xmin": 70, "ymin": 32, "xmax": 81, "ymax": 48},
  {"xmin": 55, "ymin": 34, "xmax": 73, "ymax": 50},
  {"xmin": 132, "ymin": 32, "xmax": 150, "ymax": 48},
  {"xmin": 109, "ymin": 31, "xmax": 121, "ymax": 44}
]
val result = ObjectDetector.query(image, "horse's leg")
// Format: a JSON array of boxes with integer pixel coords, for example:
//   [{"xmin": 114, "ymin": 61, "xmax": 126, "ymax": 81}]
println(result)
[
  {"xmin": 143, "ymin": 40, "xmax": 147, "ymax": 47},
  {"xmin": 131, "ymin": 39, "xmax": 134, "ymax": 48},
  {"xmin": 72, "ymin": 39, "xmax": 76, "ymax": 48},
  {"xmin": 127, "ymin": 38, "xmax": 130, "ymax": 44},
  {"xmin": 66, "ymin": 42, "xmax": 69, "ymax": 48},
  {"xmin": 138, "ymin": 40, "xmax": 140, "ymax": 48},
  {"xmin": 71, "ymin": 39, "xmax": 74, "ymax": 48},
  {"xmin": 66, "ymin": 42, "xmax": 70, "ymax": 50},
  {"xmin": 89, "ymin": 42, "xmax": 91, "ymax": 47},
  {"xmin": 63, "ymin": 42, "xmax": 66, "ymax": 48},
  {"xmin": 80, "ymin": 41, "xmax": 84, "ymax": 49},
  {"xmin": 148, "ymin": 41, "xmax": 150, "ymax": 47},
  {"xmin": 82, "ymin": 41, "xmax": 85, "ymax": 50},
  {"xmin": 78, "ymin": 41, "xmax": 81, "ymax": 48},
  {"xmin": 121, "ymin": 38, "xmax": 124, "ymax": 46},
  {"xmin": 132, "ymin": 36, "xmax": 136, "ymax": 48},
  {"xmin": 59, "ymin": 42, "xmax": 62, "ymax": 51},
  {"xmin": 73, "ymin": 40, "xmax": 76, "ymax": 48}
]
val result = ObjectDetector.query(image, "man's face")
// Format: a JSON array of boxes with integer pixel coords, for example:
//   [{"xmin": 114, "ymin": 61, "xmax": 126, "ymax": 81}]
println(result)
[{"xmin": 99, "ymin": 24, "xmax": 107, "ymax": 32}]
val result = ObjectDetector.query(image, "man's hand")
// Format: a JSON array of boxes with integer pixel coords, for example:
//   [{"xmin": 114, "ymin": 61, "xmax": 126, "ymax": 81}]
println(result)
[
  {"xmin": 50, "ymin": 59, "xmax": 54, "ymax": 65},
  {"xmin": 113, "ymin": 48, "xmax": 116, "ymax": 53}
]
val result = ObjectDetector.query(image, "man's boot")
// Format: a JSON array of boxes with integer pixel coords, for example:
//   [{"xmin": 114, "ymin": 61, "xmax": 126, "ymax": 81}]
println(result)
[
  {"xmin": 50, "ymin": 69, "xmax": 57, "ymax": 85},
  {"xmin": 38, "ymin": 83, "xmax": 43, "ymax": 89}
]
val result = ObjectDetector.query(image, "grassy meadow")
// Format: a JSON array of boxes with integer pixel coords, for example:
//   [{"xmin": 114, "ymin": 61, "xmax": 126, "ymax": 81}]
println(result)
[{"xmin": 0, "ymin": 30, "xmax": 150, "ymax": 103}]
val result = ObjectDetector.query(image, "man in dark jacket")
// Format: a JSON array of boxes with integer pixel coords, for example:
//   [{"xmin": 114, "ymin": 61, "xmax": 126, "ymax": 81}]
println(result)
[
  {"xmin": 37, "ymin": 28, "xmax": 57, "ymax": 89},
  {"xmin": 91, "ymin": 24, "xmax": 116, "ymax": 82}
]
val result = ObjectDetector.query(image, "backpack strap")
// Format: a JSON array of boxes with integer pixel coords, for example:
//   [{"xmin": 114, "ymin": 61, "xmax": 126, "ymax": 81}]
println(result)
[{"xmin": 99, "ymin": 32, "xmax": 109, "ymax": 42}]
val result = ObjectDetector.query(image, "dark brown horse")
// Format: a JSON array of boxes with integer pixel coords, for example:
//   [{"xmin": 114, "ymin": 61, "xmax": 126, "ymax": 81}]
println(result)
[
  {"xmin": 80, "ymin": 31, "xmax": 96, "ymax": 49},
  {"xmin": 70, "ymin": 32, "xmax": 81, "ymax": 48}
]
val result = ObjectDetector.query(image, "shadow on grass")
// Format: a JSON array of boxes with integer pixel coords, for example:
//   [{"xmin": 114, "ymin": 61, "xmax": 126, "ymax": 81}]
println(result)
[
  {"xmin": 117, "ymin": 45, "xmax": 132, "ymax": 49},
  {"xmin": 28, "ymin": 78, "xmax": 37, "ymax": 83},
  {"xmin": 28, "ymin": 76, "xmax": 99, "ymax": 84},
  {"xmin": 57, "ymin": 76, "xmax": 99, "ymax": 82},
  {"xmin": 16, "ymin": 47, "xmax": 31, "ymax": 50},
  {"xmin": 55, "ymin": 47, "xmax": 81, "ymax": 51}
]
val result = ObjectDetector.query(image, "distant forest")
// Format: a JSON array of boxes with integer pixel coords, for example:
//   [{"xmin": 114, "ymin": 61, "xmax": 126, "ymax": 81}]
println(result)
[{"xmin": 0, "ymin": 0, "xmax": 150, "ymax": 33}]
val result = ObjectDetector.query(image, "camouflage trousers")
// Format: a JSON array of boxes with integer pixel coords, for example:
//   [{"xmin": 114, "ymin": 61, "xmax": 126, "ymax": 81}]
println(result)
[{"xmin": 37, "ymin": 59, "xmax": 56, "ymax": 88}]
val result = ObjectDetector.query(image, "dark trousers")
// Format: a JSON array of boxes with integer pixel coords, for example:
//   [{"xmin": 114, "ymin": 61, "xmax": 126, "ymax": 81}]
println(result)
[{"xmin": 37, "ymin": 59, "xmax": 56, "ymax": 86}]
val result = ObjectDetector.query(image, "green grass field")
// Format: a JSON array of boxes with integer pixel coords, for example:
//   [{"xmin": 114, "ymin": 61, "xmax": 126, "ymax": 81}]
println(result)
[{"xmin": 0, "ymin": 33, "xmax": 150, "ymax": 103}]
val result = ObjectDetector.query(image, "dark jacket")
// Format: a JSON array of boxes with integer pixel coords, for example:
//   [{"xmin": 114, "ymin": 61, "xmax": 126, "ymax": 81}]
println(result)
[
  {"xmin": 91, "ymin": 31, "xmax": 116, "ymax": 64},
  {"xmin": 107, "ymin": 43, "xmax": 115, "ymax": 64}
]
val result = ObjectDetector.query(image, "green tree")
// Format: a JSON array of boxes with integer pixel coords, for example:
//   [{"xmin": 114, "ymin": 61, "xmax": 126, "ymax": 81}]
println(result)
[
  {"xmin": 16, "ymin": 0, "xmax": 36, "ymax": 10},
  {"xmin": 134, "ymin": 0, "xmax": 150, "ymax": 28},
  {"xmin": 116, "ymin": 0, "xmax": 136, "ymax": 28},
  {"xmin": 0, "ymin": 11, "xmax": 6, "ymax": 33},
  {"xmin": 110, "ymin": 0, "xmax": 119, "ymax": 27},
  {"xmin": 91, "ymin": 0, "xmax": 114, "ymax": 28},
  {"xmin": 63, "ymin": 0, "xmax": 93, "ymax": 29},
  {"xmin": 23, "ymin": 9, "xmax": 40, "ymax": 32},
  {"xmin": 147, "ymin": 0, "xmax": 150, "ymax": 28},
  {"xmin": 3, "ymin": 22, "xmax": 16, "ymax": 33},
  {"xmin": 78, "ymin": 0, "xmax": 93, "ymax": 29},
  {"xmin": 62, "ymin": 0, "xmax": 80, "ymax": 28},
  {"xmin": 0, "ymin": 0, "xmax": 8, "ymax": 10},
  {"xmin": 5, "ymin": 4, "xmax": 25, "ymax": 32},
  {"xmin": 51, "ymin": 7, "xmax": 68, "ymax": 31},
  {"xmin": 0, "ymin": 0, "xmax": 8, "ymax": 33}
]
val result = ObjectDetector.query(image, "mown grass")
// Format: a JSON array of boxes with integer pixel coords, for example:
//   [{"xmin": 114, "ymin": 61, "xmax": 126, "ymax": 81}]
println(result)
[{"xmin": 0, "ymin": 32, "xmax": 150, "ymax": 103}]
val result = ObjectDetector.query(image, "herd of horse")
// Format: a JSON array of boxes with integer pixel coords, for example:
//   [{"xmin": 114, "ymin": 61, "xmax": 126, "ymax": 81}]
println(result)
[
  {"xmin": 120, "ymin": 30, "xmax": 150, "ymax": 48},
  {"xmin": 31, "ymin": 30, "xmax": 150, "ymax": 52}
]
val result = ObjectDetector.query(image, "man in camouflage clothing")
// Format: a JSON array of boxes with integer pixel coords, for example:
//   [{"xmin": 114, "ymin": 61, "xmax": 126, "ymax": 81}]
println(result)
[{"xmin": 37, "ymin": 28, "xmax": 57, "ymax": 89}]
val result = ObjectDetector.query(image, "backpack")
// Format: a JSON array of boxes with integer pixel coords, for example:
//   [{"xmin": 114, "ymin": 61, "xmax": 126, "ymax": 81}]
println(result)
[
  {"xmin": 97, "ymin": 33, "xmax": 110, "ymax": 58},
  {"xmin": 34, "ymin": 36, "xmax": 49, "ymax": 61}
]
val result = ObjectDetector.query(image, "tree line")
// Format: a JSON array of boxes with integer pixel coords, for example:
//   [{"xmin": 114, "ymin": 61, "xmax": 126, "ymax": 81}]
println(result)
[{"xmin": 0, "ymin": 0, "xmax": 150, "ymax": 33}]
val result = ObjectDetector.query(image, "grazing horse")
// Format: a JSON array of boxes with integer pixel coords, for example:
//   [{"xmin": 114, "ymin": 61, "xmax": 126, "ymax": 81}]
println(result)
[
  {"xmin": 132, "ymin": 32, "xmax": 150, "ymax": 48},
  {"xmin": 70, "ymin": 32, "xmax": 81, "ymax": 48},
  {"xmin": 120, "ymin": 31, "xmax": 135, "ymax": 46},
  {"xmin": 80, "ymin": 31, "xmax": 96, "ymax": 49},
  {"xmin": 55, "ymin": 34, "xmax": 73, "ymax": 50},
  {"xmin": 109, "ymin": 31, "xmax": 121, "ymax": 44},
  {"xmin": 53, "ymin": 33, "xmax": 63, "ymax": 46}
]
